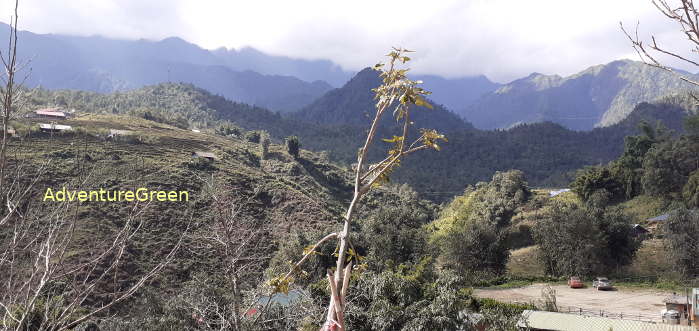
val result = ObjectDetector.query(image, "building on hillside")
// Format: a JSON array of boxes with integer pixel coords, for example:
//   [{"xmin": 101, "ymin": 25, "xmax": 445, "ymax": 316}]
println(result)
[
  {"xmin": 517, "ymin": 310, "xmax": 695, "ymax": 331},
  {"xmin": 648, "ymin": 213, "xmax": 671, "ymax": 223},
  {"xmin": 39, "ymin": 123, "xmax": 72, "ymax": 133},
  {"xmin": 191, "ymin": 151, "xmax": 216, "ymax": 161},
  {"xmin": 34, "ymin": 108, "xmax": 68, "ymax": 119},
  {"xmin": 107, "ymin": 129, "xmax": 133, "ymax": 139},
  {"xmin": 631, "ymin": 224, "xmax": 650, "ymax": 238},
  {"xmin": 1, "ymin": 127, "xmax": 17, "ymax": 138},
  {"xmin": 549, "ymin": 189, "xmax": 571, "ymax": 197},
  {"xmin": 663, "ymin": 294, "xmax": 699, "ymax": 324}
]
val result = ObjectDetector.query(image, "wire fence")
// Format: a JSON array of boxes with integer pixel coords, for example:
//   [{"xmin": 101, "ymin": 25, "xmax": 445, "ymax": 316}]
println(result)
[{"xmin": 556, "ymin": 305, "xmax": 660, "ymax": 323}]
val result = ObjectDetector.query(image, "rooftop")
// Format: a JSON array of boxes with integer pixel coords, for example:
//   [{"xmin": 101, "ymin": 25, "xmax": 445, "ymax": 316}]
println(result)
[
  {"xmin": 518, "ymin": 310, "xmax": 694, "ymax": 331},
  {"xmin": 39, "ymin": 123, "xmax": 72, "ymax": 131},
  {"xmin": 35, "ymin": 108, "xmax": 66, "ymax": 117},
  {"xmin": 663, "ymin": 295, "xmax": 690, "ymax": 305}
]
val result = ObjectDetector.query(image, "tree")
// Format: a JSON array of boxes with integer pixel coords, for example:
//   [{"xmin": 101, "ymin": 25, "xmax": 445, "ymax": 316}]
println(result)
[
  {"xmin": 264, "ymin": 48, "xmax": 446, "ymax": 330},
  {"xmin": 641, "ymin": 137, "xmax": 698, "ymax": 197},
  {"xmin": 662, "ymin": 208, "xmax": 699, "ymax": 276},
  {"xmin": 570, "ymin": 166, "xmax": 624, "ymax": 205},
  {"xmin": 184, "ymin": 180, "xmax": 271, "ymax": 331},
  {"xmin": 260, "ymin": 131, "xmax": 271, "ymax": 159},
  {"xmin": 683, "ymin": 169, "xmax": 699, "ymax": 207},
  {"xmin": 622, "ymin": 0, "xmax": 699, "ymax": 90},
  {"xmin": 286, "ymin": 135, "xmax": 300, "ymax": 158},
  {"xmin": 430, "ymin": 170, "xmax": 529, "ymax": 277},
  {"xmin": 533, "ymin": 203, "xmax": 640, "ymax": 277}
]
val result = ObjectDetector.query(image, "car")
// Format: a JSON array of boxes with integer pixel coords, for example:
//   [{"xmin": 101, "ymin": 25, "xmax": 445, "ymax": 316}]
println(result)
[
  {"xmin": 592, "ymin": 277, "xmax": 613, "ymax": 290},
  {"xmin": 567, "ymin": 276, "xmax": 584, "ymax": 288},
  {"xmin": 661, "ymin": 309, "xmax": 680, "ymax": 324}
]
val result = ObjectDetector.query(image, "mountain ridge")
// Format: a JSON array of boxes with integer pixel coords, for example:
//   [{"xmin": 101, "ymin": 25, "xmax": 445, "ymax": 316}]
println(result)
[{"xmin": 463, "ymin": 59, "xmax": 698, "ymax": 130}]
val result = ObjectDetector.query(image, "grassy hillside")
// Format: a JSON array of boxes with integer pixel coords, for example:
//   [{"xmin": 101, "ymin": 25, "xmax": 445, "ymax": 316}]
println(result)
[{"xmin": 25, "ymin": 81, "xmax": 689, "ymax": 202}]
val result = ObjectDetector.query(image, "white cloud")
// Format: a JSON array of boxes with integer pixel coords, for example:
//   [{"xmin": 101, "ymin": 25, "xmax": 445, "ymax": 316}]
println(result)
[{"xmin": 0, "ymin": 0, "xmax": 695, "ymax": 82}]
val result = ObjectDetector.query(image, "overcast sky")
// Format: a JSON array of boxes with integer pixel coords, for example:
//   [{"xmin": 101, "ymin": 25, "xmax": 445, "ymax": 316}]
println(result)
[{"xmin": 0, "ymin": 0, "xmax": 694, "ymax": 82}]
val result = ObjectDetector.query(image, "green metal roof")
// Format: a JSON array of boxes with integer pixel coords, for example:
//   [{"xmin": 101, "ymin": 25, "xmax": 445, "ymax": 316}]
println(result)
[{"xmin": 518, "ymin": 310, "xmax": 695, "ymax": 331}]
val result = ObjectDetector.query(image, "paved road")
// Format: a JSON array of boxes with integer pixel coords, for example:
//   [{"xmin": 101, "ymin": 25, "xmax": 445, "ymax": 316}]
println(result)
[{"xmin": 474, "ymin": 283, "xmax": 675, "ymax": 321}]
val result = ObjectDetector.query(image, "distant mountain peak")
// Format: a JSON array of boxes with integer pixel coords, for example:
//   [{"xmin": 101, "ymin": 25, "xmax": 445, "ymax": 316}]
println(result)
[{"xmin": 465, "ymin": 59, "xmax": 698, "ymax": 130}]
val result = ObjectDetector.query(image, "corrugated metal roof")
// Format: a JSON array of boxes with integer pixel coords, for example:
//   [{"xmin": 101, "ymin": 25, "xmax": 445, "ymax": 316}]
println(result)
[
  {"xmin": 193, "ymin": 151, "xmax": 216, "ymax": 159},
  {"xmin": 35, "ymin": 109, "xmax": 66, "ymax": 117},
  {"xmin": 549, "ymin": 189, "xmax": 571, "ymax": 197},
  {"xmin": 648, "ymin": 213, "xmax": 670, "ymax": 222},
  {"xmin": 39, "ymin": 123, "xmax": 72, "ymax": 131},
  {"xmin": 518, "ymin": 310, "xmax": 694, "ymax": 331},
  {"xmin": 664, "ymin": 295, "xmax": 689, "ymax": 305}
]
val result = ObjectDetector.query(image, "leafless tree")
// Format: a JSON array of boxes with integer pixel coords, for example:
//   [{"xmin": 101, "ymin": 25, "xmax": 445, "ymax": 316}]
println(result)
[
  {"xmin": 0, "ymin": 2, "xmax": 186, "ymax": 329},
  {"xmin": 263, "ymin": 48, "xmax": 447, "ymax": 330},
  {"xmin": 182, "ymin": 177, "xmax": 271, "ymax": 331},
  {"xmin": 621, "ymin": 0, "xmax": 699, "ymax": 90}
]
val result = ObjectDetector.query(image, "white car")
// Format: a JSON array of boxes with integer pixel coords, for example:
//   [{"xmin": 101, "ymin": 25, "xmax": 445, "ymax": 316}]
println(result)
[
  {"xmin": 592, "ymin": 277, "xmax": 613, "ymax": 290},
  {"xmin": 661, "ymin": 309, "xmax": 680, "ymax": 324}
]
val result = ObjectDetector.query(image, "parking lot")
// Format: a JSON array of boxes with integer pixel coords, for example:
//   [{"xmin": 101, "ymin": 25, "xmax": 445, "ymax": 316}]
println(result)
[{"xmin": 473, "ymin": 283, "xmax": 675, "ymax": 321}]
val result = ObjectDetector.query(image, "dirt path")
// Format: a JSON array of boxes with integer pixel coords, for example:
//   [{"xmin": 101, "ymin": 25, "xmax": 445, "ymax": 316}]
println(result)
[{"xmin": 474, "ymin": 283, "xmax": 675, "ymax": 321}]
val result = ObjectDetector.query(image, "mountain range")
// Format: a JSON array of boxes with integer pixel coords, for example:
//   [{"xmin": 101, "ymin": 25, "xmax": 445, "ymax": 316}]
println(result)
[
  {"xmin": 0, "ymin": 23, "xmax": 335, "ymax": 112},
  {"xmin": 5, "ymin": 22, "xmax": 697, "ymax": 132},
  {"xmin": 463, "ymin": 60, "xmax": 698, "ymax": 130}
]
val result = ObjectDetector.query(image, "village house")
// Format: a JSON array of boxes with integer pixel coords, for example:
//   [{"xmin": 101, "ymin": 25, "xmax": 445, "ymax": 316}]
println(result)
[
  {"xmin": 1, "ymin": 126, "xmax": 17, "ymax": 138},
  {"xmin": 39, "ymin": 123, "xmax": 72, "ymax": 133},
  {"xmin": 107, "ymin": 129, "xmax": 133, "ymax": 140},
  {"xmin": 631, "ymin": 224, "xmax": 650, "ymax": 238},
  {"xmin": 191, "ymin": 151, "xmax": 216, "ymax": 161},
  {"xmin": 34, "ymin": 107, "xmax": 68, "ymax": 120},
  {"xmin": 664, "ymin": 294, "xmax": 692, "ymax": 320}
]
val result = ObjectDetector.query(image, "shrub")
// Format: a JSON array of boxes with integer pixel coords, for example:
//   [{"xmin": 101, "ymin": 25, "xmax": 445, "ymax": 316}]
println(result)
[
  {"xmin": 260, "ymin": 131, "xmax": 271, "ymax": 159},
  {"xmin": 245, "ymin": 130, "xmax": 261, "ymax": 143},
  {"xmin": 286, "ymin": 136, "xmax": 300, "ymax": 158}
]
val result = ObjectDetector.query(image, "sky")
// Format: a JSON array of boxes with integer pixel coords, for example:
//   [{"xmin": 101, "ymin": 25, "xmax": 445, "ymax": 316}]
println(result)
[{"xmin": 0, "ymin": 0, "xmax": 694, "ymax": 82}]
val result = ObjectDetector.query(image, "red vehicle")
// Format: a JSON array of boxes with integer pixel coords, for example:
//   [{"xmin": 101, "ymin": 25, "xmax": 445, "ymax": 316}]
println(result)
[{"xmin": 568, "ymin": 276, "xmax": 584, "ymax": 288}]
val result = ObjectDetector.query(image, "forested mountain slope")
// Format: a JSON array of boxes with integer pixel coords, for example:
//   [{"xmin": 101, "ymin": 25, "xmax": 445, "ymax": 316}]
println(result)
[
  {"xmin": 29, "ymin": 81, "xmax": 689, "ymax": 200},
  {"xmin": 0, "ymin": 23, "xmax": 332, "ymax": 112}
]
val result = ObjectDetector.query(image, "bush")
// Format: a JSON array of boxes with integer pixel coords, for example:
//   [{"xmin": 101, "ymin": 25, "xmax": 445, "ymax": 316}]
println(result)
[
  {"xmin": 683, "ymin": 169, "xmax": 699, "ymax": 208},
  {"xmin": 245, "ymin": 130, "xmax": 261, "ymax": 143},
  {"xmin": 286, "ymin": 136, "xmax": 300, "ymax": 158}
]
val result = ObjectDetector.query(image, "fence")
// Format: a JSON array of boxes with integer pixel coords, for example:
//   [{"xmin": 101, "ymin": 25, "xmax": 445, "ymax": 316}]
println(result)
[{"xmin": 557, "ymin": 305, "xmax": 660, "ymax": 323}]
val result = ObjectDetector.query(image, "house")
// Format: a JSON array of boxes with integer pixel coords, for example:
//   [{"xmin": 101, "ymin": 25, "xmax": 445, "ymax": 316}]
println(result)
[
  {"xmin": 631, "ymin": 224, "xmax": 650, "ymax": 238},
  {"xmin": 1, "ymin": 127, "xmax": 16, "ymax": 138},
  {"xmin": 39, "ymin": 123, "xmax": 72, "ymax": 132},
  {"xmin": 648, "ymin": 213, "xmax": 671, "ymax": 223},
  {"xmin": 664, "ymin": 293, "xmax": 694, "ymax": 323},
  {"xmin": 191, "ymin": 151, "xmax": 216, "ymax": 161},
  {"xmin": 517, "ymin": 310, "xmax": 695, "ymax": 331},
  {"xmin": 107, "ymin": 129, "xmax": 132, "ymax": 139},
  {"xmin": 34, "ymin": 108, "xmax": 67, "ymax": 119},
  {"xmin": 549, "ymin": 189, "xmax": 571, "ymax": 197}
]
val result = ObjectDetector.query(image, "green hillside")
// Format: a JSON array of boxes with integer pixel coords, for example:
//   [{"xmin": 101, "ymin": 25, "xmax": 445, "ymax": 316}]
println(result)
[{"xmin": 27, "ymin": 79, "xmax": 690, "ymax": 201}]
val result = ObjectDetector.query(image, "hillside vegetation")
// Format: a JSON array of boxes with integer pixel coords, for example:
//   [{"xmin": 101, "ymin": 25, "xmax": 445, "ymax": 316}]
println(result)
[{"xmin": 26, "ymin": 77, "xmax": 691, "ymax": 201}]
